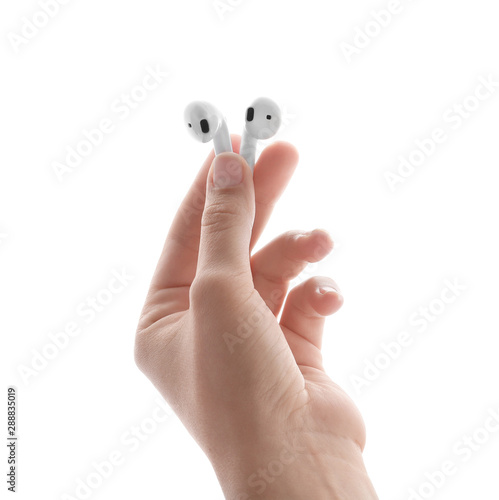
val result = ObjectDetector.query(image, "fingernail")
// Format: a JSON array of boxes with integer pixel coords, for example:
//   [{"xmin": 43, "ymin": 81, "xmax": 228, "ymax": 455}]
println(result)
[
  {"xmin": 318, "ymin": 285, "xmax": 340, "ymax": 295},
  {"xmin": 213, "ymin": 154, "xmax": 243, "ymax": 188}
]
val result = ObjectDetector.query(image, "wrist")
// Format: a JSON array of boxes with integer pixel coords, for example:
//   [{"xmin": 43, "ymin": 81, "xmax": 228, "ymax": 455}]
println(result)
[{"xmin": 211, "ymin": 433, "xmax": 378, "ymax": 500}]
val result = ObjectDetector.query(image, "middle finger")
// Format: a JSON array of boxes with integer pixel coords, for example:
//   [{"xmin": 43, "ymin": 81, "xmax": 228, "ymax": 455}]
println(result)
[{"xmin": 251, "ymin": 229, "xmax": 334, "ymax": 316}]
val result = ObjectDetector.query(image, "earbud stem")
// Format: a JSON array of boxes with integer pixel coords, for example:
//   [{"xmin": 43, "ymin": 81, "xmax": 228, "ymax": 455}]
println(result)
[
  {"xmin": 213, "ymin": 119, "xmax": 232, "ymax": 155},
  {"xmin": 240, "ymin": 133, "xmax": 257, "ymax": 170}
]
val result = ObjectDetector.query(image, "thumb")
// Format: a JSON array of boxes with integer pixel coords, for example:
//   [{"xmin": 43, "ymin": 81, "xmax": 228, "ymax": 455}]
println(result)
[{"xmin": 197, "ymin": 152, "xmax": 255, "ymax": 279}]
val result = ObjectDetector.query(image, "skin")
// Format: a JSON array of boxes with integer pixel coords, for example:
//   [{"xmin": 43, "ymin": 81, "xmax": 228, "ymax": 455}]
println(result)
[{"xmin": 134, "ymin": 135, "xmax": 379, "ymax": 499}]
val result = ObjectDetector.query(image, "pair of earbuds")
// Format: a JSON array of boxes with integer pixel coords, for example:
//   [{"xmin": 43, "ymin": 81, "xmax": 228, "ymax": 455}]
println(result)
[{"xmin": 184, "ymin": 97, "xmax": 282, "ymax": 169}]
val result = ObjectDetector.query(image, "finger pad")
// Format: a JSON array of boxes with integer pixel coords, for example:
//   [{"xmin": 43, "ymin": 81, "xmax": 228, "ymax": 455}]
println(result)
[{"xmin": 313, "ymin": 291, "xmax": 344, "ymax": 317}]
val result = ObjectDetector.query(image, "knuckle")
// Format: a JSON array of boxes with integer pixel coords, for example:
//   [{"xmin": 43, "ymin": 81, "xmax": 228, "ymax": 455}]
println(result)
[
  {"xmin": 189, "ymin": 272, "xmax": 227, "ymax": 306},
  {"xmin": 272, "ymin": 230, "xmax": 304, "ymax": 252},
  {"xmin": 190, "ymin": 271, "xmax": 251, "ymax": 309},
  {"xmin": 201, "ymin": 199, "xmax": 242, "ymax": 233},
  {"xmin": 284, "ymin": 229, "xmax": 305, "ymax": 242}
]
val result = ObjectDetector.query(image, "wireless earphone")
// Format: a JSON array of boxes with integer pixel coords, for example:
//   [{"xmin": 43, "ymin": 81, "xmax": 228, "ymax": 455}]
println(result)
[
  {"xmin": 240, "ymin": 97, "xmax": 282, "ymax": 169},
  {"xmin": 184, "ymin": 97, "xmax": 282, "ymax": 168},
  {"xmin": 184, "ymin": 101, "xmax": 232, "ymax": 155}
]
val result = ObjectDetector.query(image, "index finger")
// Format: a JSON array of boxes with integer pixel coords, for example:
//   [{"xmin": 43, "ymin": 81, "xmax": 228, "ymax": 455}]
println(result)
[{"xmin": 149, "ymin": 135, "xmax": 241, "ymax": 292}]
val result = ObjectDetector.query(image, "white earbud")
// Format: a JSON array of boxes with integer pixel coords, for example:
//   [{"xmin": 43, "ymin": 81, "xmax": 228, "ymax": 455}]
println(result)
[
  {"xmin": 240, "ymin": 97, "xmax": 282, "ymax": 169},
  {"xmin": 184, "ymin": 101, "xmax": 232, "ymax": 155}
]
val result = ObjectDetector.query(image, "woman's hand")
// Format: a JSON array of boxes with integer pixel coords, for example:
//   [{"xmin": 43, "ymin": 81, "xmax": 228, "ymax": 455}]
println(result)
[{"xmin": 134, "ymin": 136, "xmax": 378, "ymax": 499}]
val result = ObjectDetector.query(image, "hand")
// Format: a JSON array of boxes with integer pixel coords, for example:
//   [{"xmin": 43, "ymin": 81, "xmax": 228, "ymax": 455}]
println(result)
[{"xmin": 134, "ymin": 136, "xmax": 378, "ymax": 499}]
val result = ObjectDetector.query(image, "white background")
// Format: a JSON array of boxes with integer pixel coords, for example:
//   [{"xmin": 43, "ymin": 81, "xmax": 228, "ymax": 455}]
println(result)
[{"xmin": 1, "ymin": 0, "xmax": 499, "ymax": 499}]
